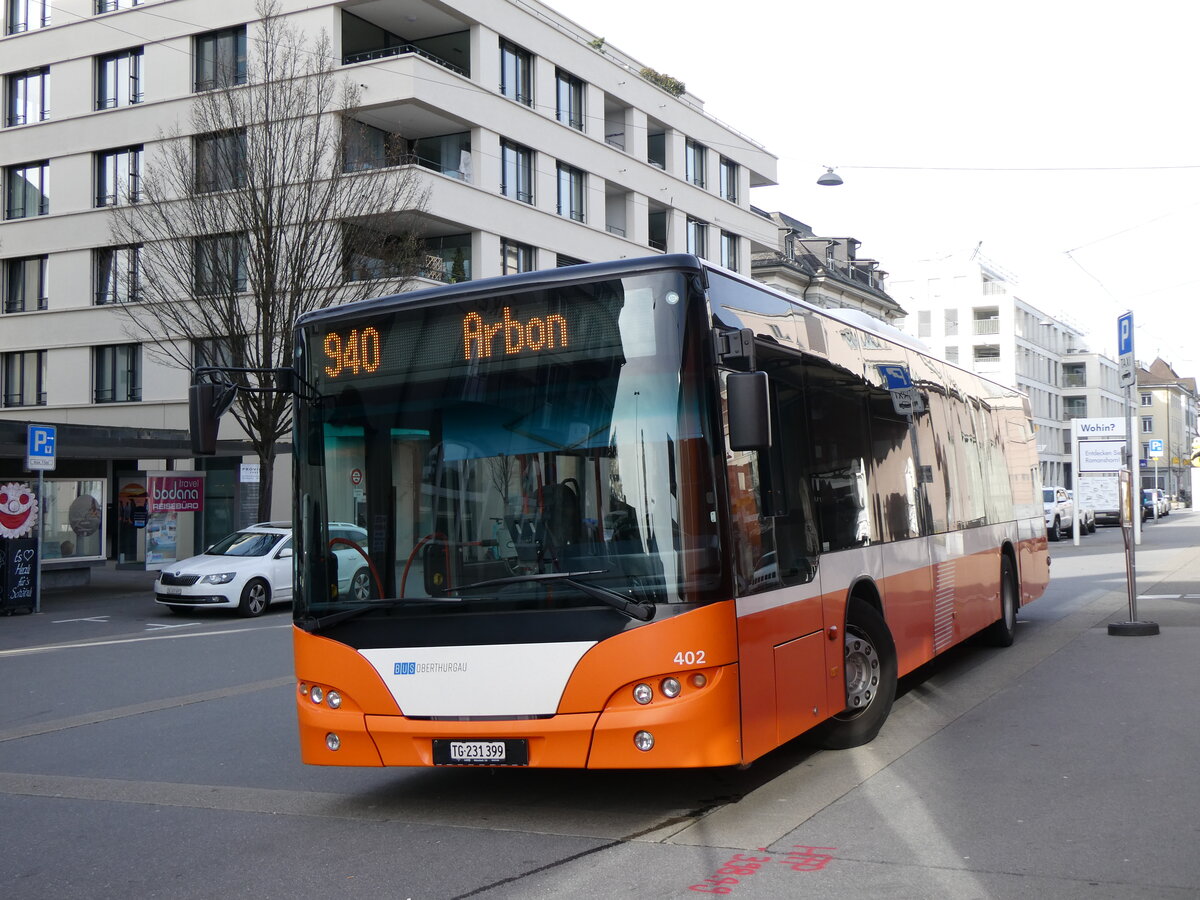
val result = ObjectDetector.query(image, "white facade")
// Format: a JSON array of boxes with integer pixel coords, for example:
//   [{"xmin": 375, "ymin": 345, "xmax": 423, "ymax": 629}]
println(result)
[
  {"xmin": 889, "ymin": 251, "xmax": 1091, "ymax": 489},
  {"xmin": 0, "ymin": 0, "xmax": 777, "ymax": 550}
]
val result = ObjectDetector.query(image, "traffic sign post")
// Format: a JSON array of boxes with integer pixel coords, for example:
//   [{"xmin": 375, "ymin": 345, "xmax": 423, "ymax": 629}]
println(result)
[
  {"xmin": 25, "ymin": 424, "xmax": 56, "ymax": 616},
  {"xmin": 1110, "ymin": 312, "xmax": 1158, "ymax": 636}
]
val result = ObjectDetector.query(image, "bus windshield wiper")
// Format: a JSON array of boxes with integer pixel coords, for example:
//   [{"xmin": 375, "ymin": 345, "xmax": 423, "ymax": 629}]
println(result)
[
  {"xmin": 301, "ymin": 596, "xmax": 463, "ymax": 632},
  {"xmin": 452, "ymin": 571, "xmax": 655, "ymax": 621}
]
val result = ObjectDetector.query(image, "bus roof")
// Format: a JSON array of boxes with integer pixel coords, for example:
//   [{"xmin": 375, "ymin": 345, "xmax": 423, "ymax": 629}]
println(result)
[
  {"xmin": 296, "ymin": 254, "xmax": 706, "ymax": 330},
  {"xmin": 298, "ymin": 254, "xmax": 1021, "ymax": 404}
]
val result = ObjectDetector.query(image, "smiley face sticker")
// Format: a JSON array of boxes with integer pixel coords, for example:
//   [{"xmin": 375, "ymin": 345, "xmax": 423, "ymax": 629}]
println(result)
[{"xmin": 0, "ymin": 483, "xmax": 38, "ymax": 538}]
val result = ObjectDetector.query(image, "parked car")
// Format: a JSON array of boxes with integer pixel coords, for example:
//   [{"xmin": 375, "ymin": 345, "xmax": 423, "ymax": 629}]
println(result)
[
  {"xmin": 1142, "ymin": 489, "xmax": 1169, "ymax": 519},
  {"xmin": 1067, "ymin": 491, "xmax": 1096, "ymax": 533},
  {"xmin": 1043, "ymin": 486, "xmax": 1076, "ymax": 542},
  {"xmin": 154, "ymin": 522, "xmax": 370, "ymax": 616}
]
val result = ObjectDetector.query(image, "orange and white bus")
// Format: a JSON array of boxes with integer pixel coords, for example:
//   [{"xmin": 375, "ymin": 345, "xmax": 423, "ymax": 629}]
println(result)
[{"xmin": 287, "ymin": 254, "xmax": 1049, "ymax": 768}]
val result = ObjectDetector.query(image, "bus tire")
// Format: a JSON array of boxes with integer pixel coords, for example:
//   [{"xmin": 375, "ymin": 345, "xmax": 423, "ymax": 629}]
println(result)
[
  {"xmin": 979, "ymin": 555, "xmax": 1017, "ymax": 647},
  {"xmin": 238, "ymin": 578, "xmax": 270, "ymax": 617},
  {"xmin": 815, "ymin": 597, "xmax": 897, "ymax": 750}
]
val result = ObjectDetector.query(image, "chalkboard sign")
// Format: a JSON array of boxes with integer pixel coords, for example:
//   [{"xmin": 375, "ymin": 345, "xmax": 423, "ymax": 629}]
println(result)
[{"xmin": 1, "ymin": 538, "xmax": 38, "ymax": 612}]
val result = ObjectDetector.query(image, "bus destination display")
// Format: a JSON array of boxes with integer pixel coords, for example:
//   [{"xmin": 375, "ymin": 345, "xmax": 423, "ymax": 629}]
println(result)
[{"xmin": 313, "ymin": 294, "xmax": 623, "ymax": 388}]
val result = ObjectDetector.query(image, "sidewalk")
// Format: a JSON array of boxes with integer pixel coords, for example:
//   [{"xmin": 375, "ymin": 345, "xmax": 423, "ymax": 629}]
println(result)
[{"xmin": 33, "ymin": 560, "xmax": 158, "ymax": 612}]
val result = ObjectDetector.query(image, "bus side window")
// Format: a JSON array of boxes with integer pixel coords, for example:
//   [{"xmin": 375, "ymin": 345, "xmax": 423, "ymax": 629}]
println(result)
[
  {"xmin": 804, "ymin": 365, "xmax": 873, "ymax": 552},
  {"xmin": 767, "ymin": 369, "xmax": 819, "ymax": 584}
]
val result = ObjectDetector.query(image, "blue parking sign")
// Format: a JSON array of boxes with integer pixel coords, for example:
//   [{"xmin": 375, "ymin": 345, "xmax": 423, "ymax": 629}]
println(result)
[
  {"xmin": 878, "ymin": 365, "xmax": 913, "ymax": 391},
  {"xmin": 26, "ymin": 424, "xmax": 56, "ymax": 471}
]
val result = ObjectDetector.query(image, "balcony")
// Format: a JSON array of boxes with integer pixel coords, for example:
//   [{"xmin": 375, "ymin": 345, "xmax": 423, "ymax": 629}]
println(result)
[
  {"xmin": 341, "ymin": 7, "xmax": 470, "ymax": 77},
  {"xmin": 973, "ymin": 318, "xmax": 1000, "ymax": 335}
]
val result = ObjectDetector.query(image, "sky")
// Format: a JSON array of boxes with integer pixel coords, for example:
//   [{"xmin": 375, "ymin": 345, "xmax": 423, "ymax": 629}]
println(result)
[{"xmin": 549, "ymin": 0, "xmax": 1200, "ymax": 376}]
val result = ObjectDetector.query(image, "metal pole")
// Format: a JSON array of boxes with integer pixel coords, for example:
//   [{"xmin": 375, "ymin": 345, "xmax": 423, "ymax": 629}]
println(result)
[
  {"xmin": 1109, "ymin": 381, "xmax": 1158, "ymax": 636},
  {"xmin": 35, "ymin": 469, "xmax": 43, "ymax": 614}
]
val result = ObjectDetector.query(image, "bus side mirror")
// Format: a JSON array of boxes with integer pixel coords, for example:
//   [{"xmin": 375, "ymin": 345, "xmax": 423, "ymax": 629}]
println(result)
[
  {"xmin": 727, "ymin": 372, "xmax": 772, "ymax": 450},
  {"xmin": 189, "ymin": 382, "xmax": 237, "ymax": 455}
]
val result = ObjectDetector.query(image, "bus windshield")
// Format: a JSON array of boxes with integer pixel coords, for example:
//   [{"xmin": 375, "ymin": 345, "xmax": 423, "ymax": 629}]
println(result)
[{"xmin": 293, "ymin": 270, "xmax": 722, "ymax": 636}]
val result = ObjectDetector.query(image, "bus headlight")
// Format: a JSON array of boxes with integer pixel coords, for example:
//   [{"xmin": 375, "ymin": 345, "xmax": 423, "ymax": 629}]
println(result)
[
  {"xmin": 633, "ymin": 731, "xmax": 655, "ymax": 751},
  {"xmin": 326, "ymin": 691, "xmax": 342, "ymax": 709},
  {"xmin": 633, "ymin": 683, "xmax": 653, "ymax": 705},
  {"xmin": 661, "ymin": 677, "xmax": 682, "ymax": 698},
  {"xmin": 310, "ymin": 686, "xmax": 324, "ymax": 704},
  {"xmin": 326, "ymin": 732, "xmax": 341, "ymax": 751}
]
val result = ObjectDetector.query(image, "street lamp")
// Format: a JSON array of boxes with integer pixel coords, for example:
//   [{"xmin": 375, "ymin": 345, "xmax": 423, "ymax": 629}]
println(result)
[{"xmin": 816, "ymin": 167, "xmax": 843, "ymax": 186}]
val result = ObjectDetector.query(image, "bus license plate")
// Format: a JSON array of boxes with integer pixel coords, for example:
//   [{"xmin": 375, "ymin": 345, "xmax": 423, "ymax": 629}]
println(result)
[{"xmin": 432, "ymin": 739, "xmax": 529, "ymax": 766}]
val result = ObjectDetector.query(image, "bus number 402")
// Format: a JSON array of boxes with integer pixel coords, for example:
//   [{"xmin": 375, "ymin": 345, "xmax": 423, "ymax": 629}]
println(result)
[{"xmin": 674, "ymin": 650, "xmax": 707, "ymax": 666}]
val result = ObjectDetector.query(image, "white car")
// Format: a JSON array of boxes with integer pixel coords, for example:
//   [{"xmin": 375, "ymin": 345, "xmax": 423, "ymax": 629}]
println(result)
[
  {"xmin": 1066, "ymin": 491, "xmax": 1096, "ymax": 534},
  {"xmin": 154, "ymin": 522, "xmax": 371, "ymax": 616},
  {"xmin": 1042, "ymin": 486, "xmax": 1076, "ymax": 542}
]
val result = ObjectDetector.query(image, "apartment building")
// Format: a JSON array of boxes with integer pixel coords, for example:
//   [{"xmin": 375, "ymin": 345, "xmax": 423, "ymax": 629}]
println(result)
[
  {"xmin": 750, "ymin": 210, "xmax": 904, "ymax": 323},
  {"xmin": 888, "ymin": 250, "xmax": 1093, "ymax": 489},
  {"xmin": 1135, "ymin": 358, "xmax": 1198, "ymax": 501},
  {"xmin": 0, "ymin": 0, "xmax": 778, "ymax": 567}
]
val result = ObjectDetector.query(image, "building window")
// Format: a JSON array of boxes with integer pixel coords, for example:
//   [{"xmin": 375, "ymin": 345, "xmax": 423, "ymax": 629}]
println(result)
[
  {"xmin": 96, "ymin": 146, "xmax": 142, "ymax": 206},
  {"xmin": 1141, "ymin": 416, "xmax": 1153, "ymax": 434},
  {"xmin": 6, "ymin": 0, "xmax": 50, "ymax": 34},
  {"xmin": 685, "ymin": 139, "xmax": 707, "ymax": 188},
  {"xmin": 194, "ymin": 233, "xmax": 247, "ymax": 296},
  {"xmin": 1140, "ymin": 393, "xmax": 1152, "ymax": 407},
  {"xmin": 944, "ymin": 309, "xmax": 958, "ymax": 336},
  {"xmin": 4, "ymin": 160, "xmax": 49, "ymax": 219},
  {"xmin": 647, "ymin": 130, "xmax": 666, "ymax": 169},
  {"xmin": 719, "ymin": 157, "xmax": 738, "ymax": 203},
  {"xmin": 95, "ymin": 244, "xmax": 140, "ymax": 304},
  {"xmin": 557, "ymin": 253, "xmax": 586, "ymax": 267},
  {"xmin": 686, "ymin": 217, "xmax": 707, "ymax": 258},
  {"xmin": 194, "ymin": 336, "xmax": 241, "ymax": 373},
  {"xmin": 1064, "ymin": 397, "xmax": 1087, "ymax": 418},
  {"xmin": 194, "ymin": 26, "xmax": 247, "ymax": 91},
  {"xmin": 341, "ymin": 226, "xmax": 411, "ymax": 283},
  {"xmin": 648, "ymin": 209, "xmax": 667, "ymax": 252},
  {"xmin": 96, "ymin": 48, "xmax": 143, "ymax": 109},
  {"xmin": 555, "ymin": 69, "xmax": 583, "ymax": 130},
  {"xmin": 499, "ymin": 40, "xmax": 532, "ymax": 106},
  {"xmin": 194, "ymin": 130, "xmax": 245, "ymax": 192},
  {"xmin": 501, "ymin": 238, "xmax": 533, "ymax": 275},
  {"xmin": 95, "ymin": 0, "xmax": 144, "ymax": 12},
  {"xmin": 4, "ymin": 255, "xmax": 48, "ymax": 312},
  {"xmin": 421, "ymin": 233, "xmax": 471, "ymax": 284},
  {"xmin": 411, "ymin": 132, "xmax": 471, "ymax": 180},
  {"xmin": 5, "ymin": 67, "xmax": 49, "ymax": 126},
  {"xmin": 93, "ymin": 343, "xmax": 141, "ymax": 403},
  {"xmin": 343, "ymin": 120, "xmax": 404, "ymax": 172},
  {"xmin": 917, "ymin": 310, "xmax": 931, "ymax": 337},
  {"xmin": 720, "ymin": 231, "xmax": 738, "ymax": 270},
  {"xmin": 945, "ymin": 346, "xmax": 959, "ymax": 363},
  {"xmin": 2, "ymin": 349, "xmax": 45, "ymax": 406},
  {"xmin": 500, "ymin": 140, "xmax": 534, "ymax": 203},
  {"xmin": 556, "ymin": 163, "xmax": 585, "ymax": 222},
  {"xmin": 974, "ymin": 344, "xmax": 1001, "ymax": 362}
]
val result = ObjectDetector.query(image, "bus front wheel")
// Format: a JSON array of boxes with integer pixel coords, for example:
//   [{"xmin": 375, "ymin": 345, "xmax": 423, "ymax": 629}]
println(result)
[{"xmin": 815, "ymin": 597, "xmax": 898, "ymax": 750}]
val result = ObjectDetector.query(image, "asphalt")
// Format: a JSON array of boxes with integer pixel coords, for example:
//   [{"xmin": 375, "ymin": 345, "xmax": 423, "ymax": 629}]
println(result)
[{"xmin": 8, "ymin": 521, "xmax": 1200, "ymax": 897}]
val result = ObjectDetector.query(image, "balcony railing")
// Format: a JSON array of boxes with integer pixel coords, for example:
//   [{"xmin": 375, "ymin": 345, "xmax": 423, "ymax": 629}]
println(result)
[
  {"xmin": 974, "ymin": 319, "xmax": 1000, "ymax": 335},
  {"xmin": 343, "ymin": 43, "xmax": 466, "ymax": 76}
]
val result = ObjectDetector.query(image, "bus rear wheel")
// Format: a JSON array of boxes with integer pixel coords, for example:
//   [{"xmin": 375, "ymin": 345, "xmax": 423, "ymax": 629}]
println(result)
[
  {"xmin": 979, "ymin": 555, "xmax": 1018, "ymax": 647},
  {"xmin": 815, "ymin": 597, "xmax": 897, "ymax": 750}
]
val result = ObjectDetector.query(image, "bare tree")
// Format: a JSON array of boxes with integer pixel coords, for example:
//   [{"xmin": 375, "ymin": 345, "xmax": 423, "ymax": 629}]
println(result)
[{"xmin": 110, "ymin": 0, "xmax": 429, "ymax": 521}]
